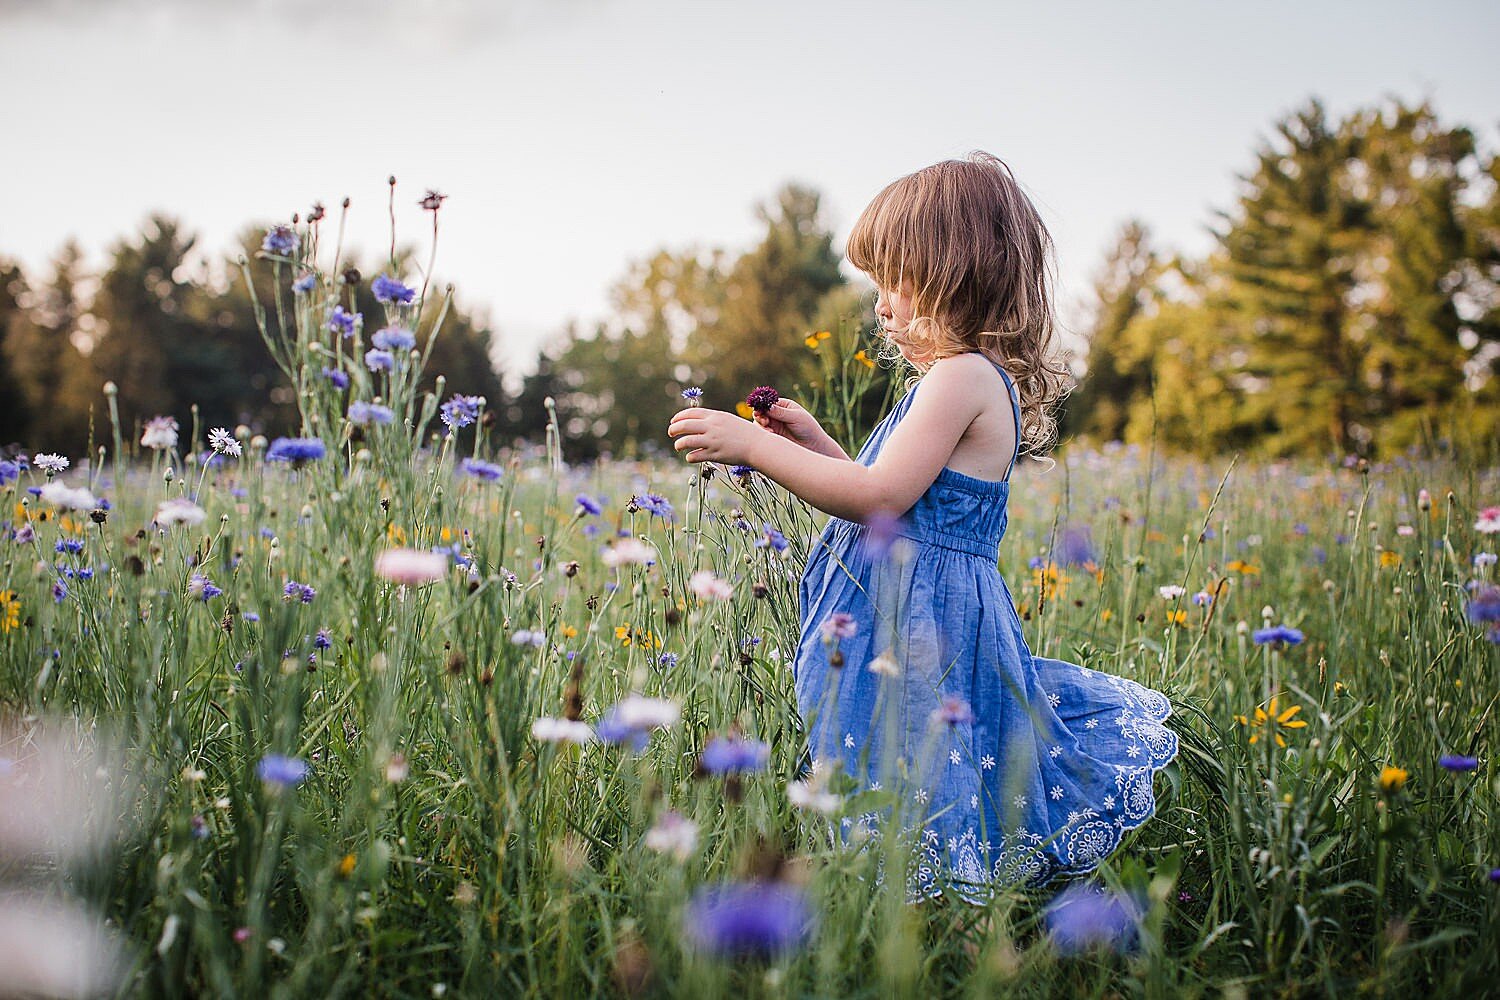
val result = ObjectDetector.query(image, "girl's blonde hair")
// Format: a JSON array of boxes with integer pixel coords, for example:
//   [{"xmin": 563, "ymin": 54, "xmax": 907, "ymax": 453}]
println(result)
[{"xmin": 846, "ymin": 150, "xmax": 1073, "ymax": 458}]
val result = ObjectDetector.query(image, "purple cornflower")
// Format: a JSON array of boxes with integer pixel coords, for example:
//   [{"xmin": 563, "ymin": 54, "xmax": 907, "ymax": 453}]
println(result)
[
  {"xmin": 371, "ymin": 274, "xmax": 415, "ymax": 304},
  {"xmin": 55, "ymin": 538, "xmax": 85, "ymax": 555},
  {"xmin": 1489, "ymin": 869, "xmax": 1500, "ymax": 883},
  {"xmin": 638, "ymin": 493, "xmax": 674, "ymax": 519},
  {"xmin": 313, "ymin": 628, "xmax": 332, "ymax": 650},
  {"xmin": 861, "ymin": 510, "xmax": 903, "ymax": 559},
  {"xmin": 681, "ymin": 386, "xmax": 703, "ymax": 402},
  {"xmin": 820, "ymin": 612, "xmax": 857, "ymax": 640},
  {"xmin": 460, "ymin": 457, "xmax": 503, "ymax": 481},
  {"xmin": 327, "ymin": 305, "xmax": 359, "ymax": 339},
  {"xmin": 659, "ymin": 652, "xmax": 679, "ymax": 668},
  {"xmin": 1043, "ymin": 883, "xmax": 1143, "ymax": 955},
  {"xmin": 1252, "ymin": 625, "xmax": 1305, "ymax": 646},
  {"xmin": 242, "ymin": 612, "xmax": 260, "ymax": 623},
  {"xmin": 930, "ymin": 696, "xmax": 974, "ymax": 728},
  {"xmin": 256, "ymin": 754, "xmax": 309, "ymax": 789},
  {"xmin": 283, "ymin": 580, "xmax": 317, "ymax": 604},
  {"xmin": 348, "ymin": 401, "xmax": 394, "ymax": 426},
  {"xmin": 261, "ymin": 225, "xmax": 299, "ymax": 257},
  {"xmin": 698, "ymin": 736, "xmax": 771, "ymax": 775},
  {"xmin": 265, "ymin": 437, "xmax": 326, "ymax": 465},
  {"xmin": 440, "ymin": 394, "xmax": 484, "ymax": 430},
  {"xmin": 0, "ymin": 460, "xmax": 18, "ymax": 486},
  {"xmin": 729, "ymin": 464, "xmax": 754, "ymax": 478},
  {"xmin": 757, "ymin": 524, "xmax": 788, "ymax": 552},
  {"xmin": 321, "ymin": 366, "xmax": 350, "ymax": 390},
  {"xmin": 188, "ymin": 574, "xmax": 223, "ymax": 601},
  {"xmin": 1465, "ymin": 584, "xmax": 1500, "ymax": 624},
  {"xmin": 292, "ymin": 273, "xmax": 317, "ymax": 294},
  {"xmin": 746, "ymin": 385, "xmax": 780, "ymax": 415},
  {"xmin": 575, "ymin": 493, "xmax": 603, "ymax": 516},
  {"xmin": 364, "ymin": 349, "xmax": 395, "ymax": 373},
  {"xmin": 1057, "ymin": 525, "xmax": 1097, "ymax": 566},
  {"xmin": 51, "ymin": 579, "xmax": 68, "ymax": 603},
  {"xmin": 371, "ymin": 326, "xmax": 416, "ymax": 352},
  {"xmin": 1439, "ymin": 754, "xmax": 1479, "ymax": 772},
  {"xmin": 683, "ymin": 881, "xmax": 814, "ymax": 959}
]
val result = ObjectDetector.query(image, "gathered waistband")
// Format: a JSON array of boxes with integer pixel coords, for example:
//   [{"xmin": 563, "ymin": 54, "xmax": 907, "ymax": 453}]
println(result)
[{"xmin": 825, "ymin": 517, "xmax": 1000, "ymax": 561}]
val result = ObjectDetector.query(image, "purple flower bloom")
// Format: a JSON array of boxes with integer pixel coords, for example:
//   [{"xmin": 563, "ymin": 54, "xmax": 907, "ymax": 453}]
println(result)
[
  {"xmin": 321, "ymin": 366, "xmax": 350, "ymax": 390},
  {"xmin": 348, "ymin": 401, "xmax": 394, "ymax": 426},
  {"xmin": 729, "ymin": 464, "xmax": 754, "ymax": 478},
  {"xmin": 242, "ymin": 612, "xmax": 261, "ymax": 623},
  {"xmin": 0, "ymin": 460, "xmax": 18, "ymax": 486},
  {"xmin": 683, "ymin": 881, "xmax": 814, "ymax": 959},
  {"xmin": 256, "ymin": 753, "xmax": 309, "ymax": 788},
  {"xmin": 55, "ymin": 538, "xmax": 85, "ymax": 555},
  {"xmin": 440, "ymin": 394, "xmax": 484, "ymax": 430},
  {"xmin": 820, "ymin": 613, "xmax": 857, "ymax": 640},
  {"xmin": 188, "ymin": 574, "xmax": 223, "ymax": 600},
  {"xmin": 261, "ymin": 225, "xmax": 299, "ymax": 257},
  {"xmin": 371, "ymin": 326, "xmax": 416, "ymax": 352},
  {"xmin": 1043, "ymin": 883, "xmax": 1143, "ymax": 955},
  {"xmin": 746, "ymin": 386, "xmax": 780, "ymax": 414},
  {"xmin": 861, "ymin": 510, "xmax": 903, "ymax": 559},
  {"xmin": 757, "ymin": 524, "xmax": 788, "ymax": 552},
  {"xmin": 283, "ymin": 580, "xmax": 317, "ymax": 604},
  {"xmin": 1252, "ymin": 625, "xmax": 1305, "ymax": 646},
  {"xmin": 659, "ymin": 652, "xmax": 679, "ymax": 668},
  {"xmin": 51, "ymin": 579, "xmax": 68, "ymax": 603},
  {"xmin": 575, "ymin": 493, "xmax": 602, "ymax": 516},
  {"xmin": 327, "ymin": 305, "xmax": 359, "ymax": 338},
  {"xmin": 1057, "ymin": 525, "xmax": 1096, "ymax": 566},
  {"xmin": 1465, "ymin": 584, "xmax": 1500, "ymax": 624},
  {"xmin": 265, "ymin": 437, "xmax": 326, "ymax": 465},
  {"xmin": 371, "ymin": 274, "xmax": 415, "ymax": 304},
  {"xmin": 681, "ymin": 386, "xmax": 703, "ymax": 401},
  {"xmin": 931, "ymin": 696, "xmax": 974, "ymax": 727},
  {"xmin": 292, "ymin": 273, "xmax": 317, "ymax": 294},
  {"xmin": 1490, "ymin": 868, "xmax": 1500, "ymax": 883},
  {"xmin": 1028, "ymin": 556, "xmax": 1047, "ymax": 570},
  {"xmin": 364, "ymin": 349, "xmax": 395, "ymax": 373},
  {"xmin": 460, "ymin": 457, "xmax": 504, "ymax": 481},
  {"xmin": 638, "ymin": 493, "xmax": 674, "ymax": 519},
  {"xmin": 313, "ymin": 628, "xmax": 332, "ymax": 650},
  {"xmin": 698, "ymin": 736, "xmax": 771, "ymax": 775},
  {"xmin": 1439, "ymin": 754, "xmax": 1479, "ymax": 772}
]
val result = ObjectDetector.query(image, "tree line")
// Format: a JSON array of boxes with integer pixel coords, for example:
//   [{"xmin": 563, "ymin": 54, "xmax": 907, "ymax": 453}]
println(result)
[{"xmin": 2, "ymin": 95, "xmax": 1497, "ymax": 464}]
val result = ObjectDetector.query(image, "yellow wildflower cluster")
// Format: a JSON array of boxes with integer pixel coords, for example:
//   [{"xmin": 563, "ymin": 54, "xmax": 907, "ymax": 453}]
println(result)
[
  {"xmin": 615, "ymin": 625, "xmax": 661, "ymax": 649},
  {"xmin": 1226, "ymin": 559, "xmax": 1260, "ymax": 575},
  {"xmin": 1, "ymin": 590, "xmax": 19, "ymax": 633},
  {"xmin": 1234, "ymin": 694, "xmax": 1307, "ymax": 747},
  {"xmin": 804, "ymin": 330, "xmax": 831, "ymax": 350},
  {"xmin": 1030, "ymin": 562, "xmax": 1070, "ymax": 601}
]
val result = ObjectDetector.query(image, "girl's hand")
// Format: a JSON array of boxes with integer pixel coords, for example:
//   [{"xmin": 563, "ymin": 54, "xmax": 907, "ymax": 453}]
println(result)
[
  {"xmin": 667, "ymin": 408, "xmax": 760, "ymax": 465},
  {"xmin": 755, "ymin": 399, "xmax": 847, "ymax": 460}
]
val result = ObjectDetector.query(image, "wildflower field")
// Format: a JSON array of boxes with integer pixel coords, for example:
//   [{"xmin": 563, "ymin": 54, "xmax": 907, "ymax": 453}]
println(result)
[{"xmin": 1, "ymin": 217, "xmax": 1499, "ymax": 999}]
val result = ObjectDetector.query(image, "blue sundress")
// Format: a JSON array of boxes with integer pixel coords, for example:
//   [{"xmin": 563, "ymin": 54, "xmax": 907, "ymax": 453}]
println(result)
[{"xmin": 794, "ymin": 358, "xmax": 1178, "ymax": 902}]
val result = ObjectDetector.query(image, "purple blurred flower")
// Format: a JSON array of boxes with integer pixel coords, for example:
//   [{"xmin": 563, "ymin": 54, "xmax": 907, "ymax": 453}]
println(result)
[
  {"xmin": 348, "ymin": 401, "xmax": 394, "ymax": 426},
  {"xmin": 364, "ymin": 349, "xmax": 395, "ymax": 372},
  {"xmin": 321, "ymin": 366, "xmax": 349, "ymax": 390},
  {"xmin": 757, "ymin": 524, "xmax": 788, "ymax": 552},
  {"xmin": 1439, "ymin": 754, "xmax": 1479, "ymax": 772},
  {"xmin": 638, "ymin": 493, "xmax": 674, "ymax": 519},
  {"xmin": 371, "ymin": 274, "xmax": 415, "ymax": 304},
  {"xmin": 283, "ymin": 581, "xmax": 317, "ymax": 604},
  {"xmin": 820, "ymin": 613, "xmax": 856, "ymax": 640},
  {"xmin": 313, "ymin": 629, "xmax": 332, "ymax": 651},
  {"xmin": 683, "ymin": 881, "xmax": 814, "ymax": 959},
  {"xmin": 266, "ymin": 437, "xmax": 326, "ymax": 465},
  {"xmin": 261, "ymin": 225, "xmax": 299, "ymax": 257},
  {"xmin": 698, "ymin": 736, "xmax": 770, "ymax": 775},
  {"xmin": 1057, "ymin": 524, "xmax": 1096, "ymax": 566},
  {"xmin": 861, "ymin": 509, "xmax": 903, "ymax": 559},
  {"xmin": 0, "ymin": 460, "xmax": 19, "ymax": 485},
  {"xmin": 371, "ymin": 326, "xmax": 416, "ymax": 352},
  {"xmin": 327, "ymin": 305, "xmax": 359, "ymax": 339},
  {"xmin": 1465, "ymin": 584, "xmax": 1500, "ymax": 624},
  {"xmin": 256, "ymin": 753, "xmax": 309, "ymax": 788},
  {"xmin": 930, "ymin": 696, "xmax": 974, "ymax": 728},
  {"xmin": 1252, "ymin": 625, "xmax": 1304, "ymax": 646},
  {"xmin": 1043, "ymin": 883, "xmax": 1143, "ymax": 955},
  {"xmin": 575, "ymin": 493, "xmax": 602, "ymax": 516},
  {"xmin": 460, "ymin": 457, "xmax": 503, "ymax": 481},
  {"xmin": 292, "ymin": 273, "xmax": 317, "ymax": 294}
]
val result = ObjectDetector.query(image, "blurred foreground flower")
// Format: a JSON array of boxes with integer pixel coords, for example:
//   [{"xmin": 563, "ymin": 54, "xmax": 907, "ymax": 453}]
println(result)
[
  {"xmin": 1252, "ymin": 625, "xmax": 1304, "ymax": 646},
  {"xmin": 597, "ymin": 695, "xmax": 679, "ymax": 749},
  {"xmin": 1378, "ymin": 765, "xmax": 1409, "ymax": 795},
  {"xmin": 154, "ymin": 498, "xmax": 206, "ymax": 529},
  {"xmin": 644, "ymin": 810, "xmax": 698, "ymax": 861},
  {"xmin": 256, "ymin": 754, "xmax": 309, "ymax": 790},
  {"xmin": 0, "ymin": 893, "xmax": 125, "ymax": 998},
  {"xmin": 698, "ymin": 736, "xmax": 770, "ymax": 775},
  {"xmin": 265, "ymin": 437, "xmax": 326, "ymax": 466},
  {"xmin": 1475, "ymin": 506, "xmax": 1500, "ymax": 533},
  {"xmin": 1043, "ymin": 883, "xmax": 1143, "ymax": 955},
  {"xmin": 683, "ymin": 881, "xmax": 814, "ymax": 960},
  {"xmin": 374, "ymin": 548, "xmax": 448, "ymax": 586},
  {"xmin": 140, "ymin": 415, "xmax": 179, "ymax": 451},
  {"xmin": 1439, "ymin": 754, "xmax": 1479, "ymax": 772},
  {"xmin": 40, "ymin": 482, "xmax": 97, "ymax": 511}
]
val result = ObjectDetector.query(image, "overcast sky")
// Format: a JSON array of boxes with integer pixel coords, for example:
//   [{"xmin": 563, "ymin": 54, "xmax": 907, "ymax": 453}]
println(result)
[{"xmin": 2, "ymin": 0, "xmax": 1496, "ymax": 379}]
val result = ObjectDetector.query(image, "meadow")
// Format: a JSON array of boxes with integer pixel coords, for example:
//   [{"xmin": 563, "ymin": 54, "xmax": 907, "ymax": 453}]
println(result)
[{"xmin": 0, "ymin": 222, "xmax": 1498, "ymax": 999}]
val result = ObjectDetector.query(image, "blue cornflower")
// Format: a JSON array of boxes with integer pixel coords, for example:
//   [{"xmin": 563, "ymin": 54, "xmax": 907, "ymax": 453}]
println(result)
[
  {"xmin": 460, "ymin": 457, "xmax": 504, "ymax": 481},
  {"xmin": 261, "ymin": 225, "xmax": 299, "ymax": 257},
  {"xmin": 283, "ymin": 580, "xmax": 316, "ymax": 604},
  {"xmin": 1057, "ymin": 525, "xmax": 1096, "ymax": 566},
  {"xmin": 265, "ymin": 437, "xmax": 326, "ymax": 465},
  {"xmin": 1439, "ymin": 754, "xmax": 1479, "ymax": 772},
  {"xmin": 658, "ymin": 652, "xmax": 679, "ymax": 669},
  {"xmin": 638, "ymin": 494, "xmax": 674, "ymax": 519},
  {"xmin": 348, "ymin": 401, "xmax": 394, "ymax": 426},
  {"xmin": 1294, "ymin": 523, "xmax": 1310, "ymax": 536},
  {"xmin": 1252, "ymin": 625, "xmax": 1305, "ymax": 646},
  {"xmin": 681, "ymin": 386, "xmax": 703, "ymax": 401},
  {"xmin": 313, "ymin": 628, "xmax": 332, "ymax": 650},
  {"xmin": 757, "ymin": 524, "xmax": 788, "ymax": 552},
  {"xmin": 55, "ymin": 538, "xmax": 85, "ymax": 555},
  {"xmin": 51, "ymin": 579, "xmax": 67, "ymax": 603},
  {"xmin": 371, "ymin": 326, "xmax": 416, "ymax": 352},
  {"xmin": 930, "ymin": 696, "xmax": 974, "ymax": 728},
  {"xmin": 242, "ymin": 612, "xmax": 261, "ymax": 623},
  {"xmin": 1043, "ymin": 883, "xmax": 1144, "ymax": 955},
  {"xmin": 292, "ymin": 273, "xmax": 317, "ymax": 294},
  {"xmin": 1028, "ymin": 555, "xmax": 1047, "ymax": 570},
  {"xmin": 188, "ymin": 574, "xmax": 222, "ymax": 600},
  {"xmin": 728, "ymin": 464, "xmax": 754, "ymax": 477},
  {"xmin": 1465, "ymin": 584, "xmax": 1500, "ymax": 624},
  {"xmin": 364, "ymin": 349, "xmax": 395, "ymax": 373},
  {"xmin": 0, "ymin": 460, "xmax": 18, "ymax": 486},
  {"xmin": 683, "ymin": 881, "xmax": 814, "ymax": 959},
  {"xmin": 371, "ymin": 274, "xmax": 415, "ymax": 304},
  {"xmin": 575, "ymin": 493, "xmax": 602, "ymax": 516},
  {"xmin": 440, "ymin": 394, "xmax": 485, "ymax": 430},
  {"xmin": 698, "ymin": 736, "xmax": 770, "ymax": 775},
  {"xmin": 321, "ymin": 366, "xmax": 350, "ymax": 390},
  {"xmin": 256, "ymin": 753, "xmax": 309, "ymax": 788},
  {"xmin": 327, "ymin": 305, "xmax": 359, "ymax": 338}
]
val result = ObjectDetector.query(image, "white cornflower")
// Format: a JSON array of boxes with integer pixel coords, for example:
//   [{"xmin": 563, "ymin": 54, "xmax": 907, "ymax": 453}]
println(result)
[
  {"xmin": 39, "ymin": 481, "xmax": 97, "ymax": 511},
  {"xmin": 208, "ymin": 427, "xmax": 242, "ymax": 457},
  {"xmin": 610, "ymin": 694, "xmax": 680, "ymax": 731},
  {"xmin": 688, "ymin": 569, "xmax": 733, "ymax": 601},
  {"xmin": 868, "ymin": 650, "xmax": 900, "ymax": 677},
  {"xmin": 33, "ymin": 453, "xmax": 69, "ymax": 474},
  {"xmin": 154, "ymin": 498, "xmax": 207, "ymax": 528},
  {"xmin": 643, "ymin": 810, "xmax": 698, "ymax": 861},
  {"xmin": 1158, "ymin": 584, "xmax": 1186, "ymax": 600},
  {"xmin": 140, "ymin": 415, "xmax": 179, "ymax": 451},
  {"xmin": 530, "ymin": 717, "xmax": 594, "ymax": 745},
  {"xmin": 601, "ymin": 537, "xmax": 656, "ymax": 568},
  {"xmin": 510, "ymin": 629, "xmax": 546, "ymax": 648},
  {"xmin": 788, "ymin": 778, "xmax": 841, "ymax": 815}
]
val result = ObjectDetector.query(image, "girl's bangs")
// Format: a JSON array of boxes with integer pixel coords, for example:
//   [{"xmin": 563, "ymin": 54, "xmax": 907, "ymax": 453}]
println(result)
[{"xmin": 846, "ymin": 179, "xmax": 918, "ymax": 291}]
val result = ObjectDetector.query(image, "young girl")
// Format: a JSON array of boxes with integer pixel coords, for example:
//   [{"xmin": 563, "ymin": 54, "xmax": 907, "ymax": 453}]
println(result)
[{"xmin": 667, "ymin": 151, "xmax": 1177, "ymax": 902}]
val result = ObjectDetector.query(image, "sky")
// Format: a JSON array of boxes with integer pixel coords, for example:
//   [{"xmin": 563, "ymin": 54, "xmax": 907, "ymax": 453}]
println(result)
[{"xmin": 2, "ymin": 0, "xmax": 1497, "ymax": 383}]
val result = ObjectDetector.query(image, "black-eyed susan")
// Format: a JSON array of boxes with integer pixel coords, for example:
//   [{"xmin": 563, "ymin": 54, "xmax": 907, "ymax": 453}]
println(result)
[{"xmin": 1233, "ymin": 695, "xmax": 1308, "ymax": 747}]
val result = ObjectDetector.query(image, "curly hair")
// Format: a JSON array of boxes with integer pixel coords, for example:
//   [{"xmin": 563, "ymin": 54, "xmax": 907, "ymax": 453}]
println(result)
[{"xmin": 845, "ymin": 150, "xmax": 1074, "ymax": 459}]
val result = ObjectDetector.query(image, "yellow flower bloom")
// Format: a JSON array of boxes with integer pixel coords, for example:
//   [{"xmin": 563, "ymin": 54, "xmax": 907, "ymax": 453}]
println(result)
[
  {"xmin": 1378, "ymin": 765, "xmax": 1408, "ymax": 794},
  {"xmin": 1226, "ymin": 559, "xmax": 1260, "ymax": 575},
  {"xmin": 1, "ymin": 590, "xmax": 19, "ymax": 633},
  {"xmin": 854, "ymin": 349, "xmax": 875, "ymax": 369},
  {"xmin": 560, "ymin": 624, "xmax": 578, "ymax": 639},
  {"xmin": 1030, "ymin": 562, "xmax": 1070, "ymax": 601},
  {"xmin": 338, "ymin": 853, "xmax": 357, "ymax": 877},
  {"xmin": 387, "ymin": 523, "xmax": 407, "ymax": 545},
  {"xmin": 1100, "ymin": 608, "xmax": 1114, "ymax": 623},
  {"xmin": 804, "ymin": 330, "xmax": 831, "ymax": 349},
  {"xmin": 1166, "ymin": 609, "xmax": 1188, "ymax": 627},
  {"xmin": 735, "ymin": 402, "xmax": 754, "ymax": 420},
  {"xmin": 1378, "ymin": 550, "xmax": 1401, "ymax": 568},
  {"xmin": 1233, "ymin": 695, "xmax": 1308, "ymax": 748}
]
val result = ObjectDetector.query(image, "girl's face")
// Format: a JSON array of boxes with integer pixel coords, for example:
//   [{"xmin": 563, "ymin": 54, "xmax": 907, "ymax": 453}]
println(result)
[{"xmin": 875, "ymin": 280, "xmax": 916, "ymax": 356}]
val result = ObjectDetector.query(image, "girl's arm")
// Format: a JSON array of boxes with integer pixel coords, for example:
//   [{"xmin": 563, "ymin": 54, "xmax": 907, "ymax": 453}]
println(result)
[{"xmin": 668, "ymin": 354, "xmax": 992, "ymax": 522}]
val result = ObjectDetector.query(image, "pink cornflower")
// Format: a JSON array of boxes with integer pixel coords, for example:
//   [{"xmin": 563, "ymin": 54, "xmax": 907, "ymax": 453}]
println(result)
[
  {"xmin": 820, "ymin": 612, "xmax": 857, "ymax": 640},
  {"xmin": 374, "ymin": 548, "xmax": 448, "ymax": 585}
]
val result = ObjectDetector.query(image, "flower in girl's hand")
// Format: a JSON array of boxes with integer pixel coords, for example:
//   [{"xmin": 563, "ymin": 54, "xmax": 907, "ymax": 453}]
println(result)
[
  {"xmin": 929, "ymin": 696, "xmax": 974, "ymax": 729},
  {"xmin": 746, "ymin": 386, "xmax": 780, "ymax": 415},
  {"xmin": 680, "ymin": 386, "xmax": 704, "ymax": 402},
  {"xmin": 819, "ymin": 613, "xmax": 857, "ymax": 640}
]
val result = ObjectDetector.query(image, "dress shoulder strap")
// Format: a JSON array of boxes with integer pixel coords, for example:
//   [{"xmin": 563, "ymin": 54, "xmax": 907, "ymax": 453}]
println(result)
[{"xmin": 991, "ymin": 361, "xmax": 1022, "ymax": 482}]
